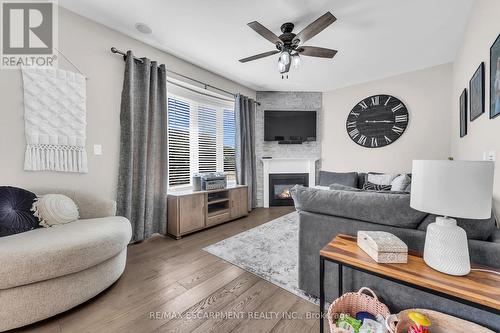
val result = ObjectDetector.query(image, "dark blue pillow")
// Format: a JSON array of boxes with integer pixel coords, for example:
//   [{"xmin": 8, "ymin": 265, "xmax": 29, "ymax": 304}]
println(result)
[{"xmin": 0, "ymin": 186, "xmax": 40, "ymax": 237}]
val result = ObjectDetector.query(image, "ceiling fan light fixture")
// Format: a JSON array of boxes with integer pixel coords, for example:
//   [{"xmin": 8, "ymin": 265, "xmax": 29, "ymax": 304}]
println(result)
[
  {"xmin": 292, "ymin": 54, "xmax": 301, "ymax": 69},
  {"xmin": 277, "ymin": 59, "xmax": 286, "ymax": 73},
  {"xmin": 279, "ymin": 51, "xmax": 290, "ymax": 66}
]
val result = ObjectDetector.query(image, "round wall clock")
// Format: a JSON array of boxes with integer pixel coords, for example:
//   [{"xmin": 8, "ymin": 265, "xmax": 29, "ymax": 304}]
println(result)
[{"xmin": 346, "ymin": 94, "xmax": 409, "ymax": 148}]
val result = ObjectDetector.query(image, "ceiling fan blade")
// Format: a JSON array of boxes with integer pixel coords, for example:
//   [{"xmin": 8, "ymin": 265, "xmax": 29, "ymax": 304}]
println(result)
[
  {"xmin": 293, "ymin": 12, "xmax": 336, "ymax": 44},
  {"xmin": 239, "ymin": 50, "xmax": 280, "ymax": 63},
  {"xmin": 247, "ymin": 21, "xmax": 282, "ymax": 45},
  {"xmin": 297, "ymin": 46, "xmax": 337, "ymax": 58}
]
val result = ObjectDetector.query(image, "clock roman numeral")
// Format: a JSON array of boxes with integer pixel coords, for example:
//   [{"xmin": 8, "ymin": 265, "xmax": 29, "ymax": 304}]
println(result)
[
  {"xmin": 358, "ymin": 135, "xmax": 367, "ymax": 146},
  {"xmin": 395, "ymin": 115, "xmax": 408, "ymax": 123},
  {"xmin": 391, "ymin": 103, "xmax": 404, "ymax": 113},
  {"xmin": 371, "ymin": 96, "xmax": 380, "ymax": 106},
  {"xmin": 349, "ymin": 128, "xmax": 360, "ymax": 139},
  {"xmin": 384, "ymin": 96, "xmax": 392, "ymax": 106},
  {"xmin": 350, "ymin": 111, "xmax": 360, "ymax": 118},
  {"xmin": 384, "ymin": 135, "xmax": 392, "ymax": 144},
  {"xmin": 392, "ymin": 126, "xmax": 404, "ymax": 135},
  {"xmin": 347, "ymin": 121, "xmax": 357, "ymax": 129},
  {"xmin": 371, "ymin": 137, "xmax": 378, "ymax": 147},
  {"xmin": 359, "ymin": 101, "xmax": 368, "ymax": 110}
]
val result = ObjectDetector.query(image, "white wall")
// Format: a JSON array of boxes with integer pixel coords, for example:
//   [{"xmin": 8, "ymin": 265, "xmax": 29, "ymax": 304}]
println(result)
[
  {"xmin": 0, "ymin": 7, "xmax": 255, "ymax": 200},
  {"xmin": 450, "ymin": 0, "xmax": 500, "ymax": 217},
  {"xmin": 322, "ymin": 63, "xmax": 453, "ymax": 174}
]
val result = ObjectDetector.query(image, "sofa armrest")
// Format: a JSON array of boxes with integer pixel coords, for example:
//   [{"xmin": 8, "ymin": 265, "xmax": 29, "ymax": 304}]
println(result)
[{"xmin": 291, "ymin": 185, "xmax": 427, "ymax": 229}]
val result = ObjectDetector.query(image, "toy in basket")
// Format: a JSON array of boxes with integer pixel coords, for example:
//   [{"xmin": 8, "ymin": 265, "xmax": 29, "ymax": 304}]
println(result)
[
  {"xmin": 327, "ymin": 287, "xmax": 391, "ymax": 333},
  {"xmin": 385, "ymin": 308, "xmax": 495, "ymax": 333}
]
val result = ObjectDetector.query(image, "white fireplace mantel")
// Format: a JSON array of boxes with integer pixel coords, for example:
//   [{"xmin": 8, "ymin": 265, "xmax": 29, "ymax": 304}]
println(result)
[{"xmin": 261, "ymin": 158, "xmax": 318, "ymax": 208}]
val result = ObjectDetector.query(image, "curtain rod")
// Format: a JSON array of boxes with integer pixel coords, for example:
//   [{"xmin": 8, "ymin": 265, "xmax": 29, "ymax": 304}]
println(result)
[{"xmin": 110, "ymin": 47, "xmax": 260, "ymax": 105}]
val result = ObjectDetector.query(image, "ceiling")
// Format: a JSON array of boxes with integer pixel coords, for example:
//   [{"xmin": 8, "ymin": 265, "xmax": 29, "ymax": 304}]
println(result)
[{"xmin": 59, "ymin": 0, "xmax": 474, "ymax": 92}]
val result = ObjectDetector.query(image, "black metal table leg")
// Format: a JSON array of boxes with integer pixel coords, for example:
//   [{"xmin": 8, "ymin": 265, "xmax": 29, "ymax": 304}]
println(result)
[
  {"xmin": 338, "ymin": 263, "xmax": 343, "ymax": 297},
  {"xmin": 320, "ymin": 256, "xmax": 325, "ymax": 333}
]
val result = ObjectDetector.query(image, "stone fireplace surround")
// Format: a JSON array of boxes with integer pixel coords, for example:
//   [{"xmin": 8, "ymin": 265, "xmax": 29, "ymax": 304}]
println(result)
[{"xmin": 255, "ymin": 91, "xmax": 322, "ymax": 207}]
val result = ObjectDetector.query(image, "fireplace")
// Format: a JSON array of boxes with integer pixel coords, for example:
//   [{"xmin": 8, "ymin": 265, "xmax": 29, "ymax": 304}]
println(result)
[{"xmin": 269, "ymin": 173, "xmax": 309, "ymax": 206}]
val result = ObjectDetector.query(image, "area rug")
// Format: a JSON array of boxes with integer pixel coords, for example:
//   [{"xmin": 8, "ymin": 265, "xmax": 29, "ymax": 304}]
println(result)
[{"xmin": 203, "ymin": 211, "xmax": 318, "ymax": 304}]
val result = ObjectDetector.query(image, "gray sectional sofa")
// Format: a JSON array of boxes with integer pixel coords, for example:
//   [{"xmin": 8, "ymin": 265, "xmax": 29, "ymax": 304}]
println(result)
[{"xmin": 291, "ymin": 172, "xmax": 500, "ymax": 331}]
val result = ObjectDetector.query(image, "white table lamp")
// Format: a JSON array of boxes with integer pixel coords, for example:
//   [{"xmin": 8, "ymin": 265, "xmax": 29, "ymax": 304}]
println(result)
[{"xmin": 410, "ymin": 160, "xmax": 494, "ymax": 276}]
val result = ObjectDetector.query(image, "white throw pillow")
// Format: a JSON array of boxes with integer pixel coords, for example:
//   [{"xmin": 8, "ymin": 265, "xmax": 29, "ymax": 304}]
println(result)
[
  {"xmin": 367, "ymin": 173, "xmax": 398, "ymax": 185},
  {"xmin": 391, "ymin": 174, "xmax": 411, "ymax": 192},
  {"xmin": 32, "ymin": 194, "xmax": 79, "ymax": 227}
]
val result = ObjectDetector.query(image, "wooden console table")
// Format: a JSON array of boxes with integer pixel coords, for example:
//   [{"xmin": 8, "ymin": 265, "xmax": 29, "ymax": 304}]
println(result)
[
  {"xmin": 319, "ymin": 234, "xmax": 500, "ymax": 333},
  {"xmin": 167, "ymin": 185, "xmax": 248, "ymax": 239}
]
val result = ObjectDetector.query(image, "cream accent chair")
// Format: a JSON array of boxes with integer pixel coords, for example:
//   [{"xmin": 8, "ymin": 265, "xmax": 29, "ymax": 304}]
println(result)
[{"xmin": 0, "ymin": 189, "xmax": 132, "ymax": 331}]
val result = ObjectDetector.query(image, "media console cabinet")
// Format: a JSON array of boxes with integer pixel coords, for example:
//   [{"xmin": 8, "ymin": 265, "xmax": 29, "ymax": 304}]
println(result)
[{"xmin": 167, "ymin": 185, "xmax": 248, "ymax": 239}]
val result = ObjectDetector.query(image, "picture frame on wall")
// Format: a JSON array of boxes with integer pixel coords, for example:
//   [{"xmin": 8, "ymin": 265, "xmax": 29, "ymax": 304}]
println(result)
[
  {"xmin": 460, "ymin": 89, "xmax": 467, "ymax": 137},
  {"xmin": 491, "ymin": 34, "xmax": 500, "ymax": 119},
  {"xmin": 469, "ymin": 62, "xmax": 485, "ymax": 121}
]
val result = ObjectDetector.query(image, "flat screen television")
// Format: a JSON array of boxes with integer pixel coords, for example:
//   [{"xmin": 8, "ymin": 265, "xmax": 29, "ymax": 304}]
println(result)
[{"xmin": 264, "ymin": 110, "xmax": 317, "ymax": 142}]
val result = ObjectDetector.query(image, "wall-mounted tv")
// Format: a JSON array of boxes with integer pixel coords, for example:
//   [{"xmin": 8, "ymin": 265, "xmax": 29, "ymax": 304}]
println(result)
[{"xmin": 264, "ymin": 110, "xmax": 317, "ymax": 142}]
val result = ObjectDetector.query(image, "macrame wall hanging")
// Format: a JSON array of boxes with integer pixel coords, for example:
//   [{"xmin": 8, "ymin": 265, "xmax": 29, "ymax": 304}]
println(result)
[{"xmin": 21, "ymin": 67, "xmax": 88, "ymax": 173}]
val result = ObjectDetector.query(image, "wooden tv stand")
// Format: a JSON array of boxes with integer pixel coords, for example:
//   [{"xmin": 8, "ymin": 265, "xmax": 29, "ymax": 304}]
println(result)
[{"xmin": 167, "ymin": 185, "xmax": 248, "ymax": 239}]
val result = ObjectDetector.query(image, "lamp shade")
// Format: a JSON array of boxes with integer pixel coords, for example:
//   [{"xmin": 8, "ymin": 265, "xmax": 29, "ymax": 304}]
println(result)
[{"xmin": 410, "ymin": 160, "xmax": 494, "ymax": 219}]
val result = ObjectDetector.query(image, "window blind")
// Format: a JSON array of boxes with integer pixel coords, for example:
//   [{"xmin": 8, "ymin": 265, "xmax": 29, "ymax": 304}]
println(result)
[
  {"xmin": 167, "ymin": 98, "xmax": 191, "ymax": 186},
  {"xmin": 197, "ymin": 106, "xmax": 218, "ymax": 173},
  {"xmin": 167, "ymin": 93, "xmax": 235, "ymax": 187},
  {"xmin": 223, "ymin": 108, "xmax": 236, "ymax": 174}
]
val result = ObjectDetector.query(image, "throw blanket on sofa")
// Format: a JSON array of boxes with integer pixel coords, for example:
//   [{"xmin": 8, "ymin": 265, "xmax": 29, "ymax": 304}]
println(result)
[{"xmin": 21, "ymin": 67, "xmax": 87, "ymax": 173}]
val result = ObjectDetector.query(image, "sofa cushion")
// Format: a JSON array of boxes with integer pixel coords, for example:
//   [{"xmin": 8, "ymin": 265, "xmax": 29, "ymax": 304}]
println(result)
[
  {"xmin": 367, "ymin": 173, "xmax": 398, "ymax": 185},
  {"xmin": 391, "ymin": 174, "xmax": 411, "ymax": 192},
  {"xmin": 0, "ymin": 216, "xmax": 131, "ymax": 289},
  {"xmin": 329, "ymin": 184, "xmax": 362, "ymax": 191},
  {"xmin": 319, "ymin": 171, "xmax": 358, "ymax": 187},
  {"xmin": 0, "ymin": 186, "xmax": 39, "ymax": 237},
  {"xmin": 291, "ymin": 185, "xmax": 427, "ymax": 229},
  {"xmin": 418, "ymin": 214, "xmax": 497, "ymax": 241},
  {"xmin": 358, "ymin": 172, "xmax": 412, "ymax": 189}
]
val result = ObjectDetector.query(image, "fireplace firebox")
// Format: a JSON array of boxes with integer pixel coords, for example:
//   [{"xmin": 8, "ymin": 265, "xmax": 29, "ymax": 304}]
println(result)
[{"xmin": 269, "ymin": 173, "xmax": 309, "ymax": 206}]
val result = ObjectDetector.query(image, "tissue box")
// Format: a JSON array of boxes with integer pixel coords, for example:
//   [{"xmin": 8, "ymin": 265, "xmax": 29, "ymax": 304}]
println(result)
[{"xmin": 357, "ymin": 231, "xmax": 408, "ymax": 263}]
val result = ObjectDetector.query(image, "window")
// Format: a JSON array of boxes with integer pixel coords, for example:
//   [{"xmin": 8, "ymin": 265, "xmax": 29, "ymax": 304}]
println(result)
[
  {"xmin": 223, "ymin": 109, "xmax": 236, "ymax": 174},
  {"xmin": 167, "ymin": 98, "xmax": 191, "ymax": 186},
  {"xmin": 167, "ymin": 93, "xmax": 236, "ymax": 187}
]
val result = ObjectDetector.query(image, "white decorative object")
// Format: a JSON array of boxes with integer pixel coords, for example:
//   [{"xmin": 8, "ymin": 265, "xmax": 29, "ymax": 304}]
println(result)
[
  {"xmin": 411, "ymin": 160, "xmax": 494, "ymax": 276},
  {"xmin": 357, "ymin": 231, "xmax": 408, "ymax": 263},
  {"xmin": 390, "ymin": 174, "xmax": 411, "ymax": 191},
  {"xmin": 261, "ymin": 158, "xmax": 318, "ymax": 208},
  {"xmin": 32, "ymin": 194, "xmax": 79, "ymax": 227},
  {"xmin": 22, "ymin": 67, "xmax": 88, "ymax": 173}
]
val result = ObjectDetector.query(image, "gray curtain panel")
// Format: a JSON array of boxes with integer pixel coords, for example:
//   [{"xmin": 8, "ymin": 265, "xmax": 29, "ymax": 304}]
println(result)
[
  {"xmin": 117, "ymin": 51, "xmax": 168, "ymax": 242},
  {"xmin": 235, "ymin": 94, "xmax": 257, "ymax": 210}
]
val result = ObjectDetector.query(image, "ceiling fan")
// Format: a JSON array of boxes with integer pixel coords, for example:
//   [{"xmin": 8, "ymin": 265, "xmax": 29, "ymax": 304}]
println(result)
[{"xmin": 239, "ymin": 12, "xmax": 338, "ymax": 77}]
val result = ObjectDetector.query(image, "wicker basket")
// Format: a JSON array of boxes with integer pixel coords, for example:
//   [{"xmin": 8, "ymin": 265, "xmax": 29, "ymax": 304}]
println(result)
[
  {"xmin": 327, "ymin": 287, "xmax": 390, "ymax": 333},
  {"xmin": 385, "ymin": 309, "xmax": 495, "ymax": 333}
]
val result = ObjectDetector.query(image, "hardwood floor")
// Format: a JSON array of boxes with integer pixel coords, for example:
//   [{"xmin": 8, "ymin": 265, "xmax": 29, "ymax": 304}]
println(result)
[{"xmin": 12, "ymin": 207, "xmax": 323, "ymax": 333}]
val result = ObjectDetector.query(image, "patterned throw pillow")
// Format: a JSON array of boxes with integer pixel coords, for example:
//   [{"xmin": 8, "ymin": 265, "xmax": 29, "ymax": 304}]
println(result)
[
  {"xmin": 0, "ymin": 186, "xmax": 40, "ymax": 237},
  {"xmin": 32, "ymin": 194, "xmax": 79, "ymax": 227},
  {"xmin": 363, "ymin": 181, "xmax": 392, "ymax": 191}
]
